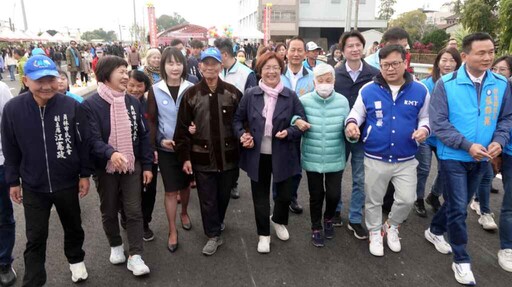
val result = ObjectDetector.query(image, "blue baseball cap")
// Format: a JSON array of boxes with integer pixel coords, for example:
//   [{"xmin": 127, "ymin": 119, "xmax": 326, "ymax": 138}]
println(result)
[
  {"xmin": 31, "ymin": 48, "xmax": 46, "ymax": 56},
  {"xmin": 200, "ymin": 47, "xmax": 222, "ymax": 63},
  {"xmin": 24, "ymin": 55, "xmax": 59, "ymax": 80}
]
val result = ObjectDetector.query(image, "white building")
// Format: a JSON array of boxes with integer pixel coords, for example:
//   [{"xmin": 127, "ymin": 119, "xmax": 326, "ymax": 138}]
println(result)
[{"xmin": 238, "ymin": 0, "xmax": 386, "ymax": 49}]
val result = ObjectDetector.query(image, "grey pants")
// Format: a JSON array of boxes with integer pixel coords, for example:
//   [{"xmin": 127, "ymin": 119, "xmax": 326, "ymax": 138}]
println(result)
[
  {"xmin": 97, "ymin": 162, "xmax": 143, "ymax": 256},
  {"xmin": 364, "ymin": 157, "xmax": 418, "ymax": 232}
]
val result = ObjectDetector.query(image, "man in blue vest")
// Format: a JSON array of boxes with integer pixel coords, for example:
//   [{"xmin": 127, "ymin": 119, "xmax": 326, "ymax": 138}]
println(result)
[
  {"xmin": 345, "ymin": 45, "xmax": 430, "ymax": 258},
  {"xmin": 426, "ymin": 32, "xmax": 512, "ymax": 285}
]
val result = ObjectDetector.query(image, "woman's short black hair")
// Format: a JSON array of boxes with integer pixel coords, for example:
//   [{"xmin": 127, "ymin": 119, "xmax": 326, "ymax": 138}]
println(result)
[
  {"xmin": 94, "ymin": 55, "xmax": 128, "ymax": 83},
  {"xmin": 160, "ymin": 47, "xmax": 187, "ymax": 82},
  {"xmin": 57, "ymin": 69, "xmax": 70, "ymax": 91},
  {"xmin": 431, "ymin": 48, "xmax": 462, "ymax": 82},
  {"xmin": 128, "ymin": 70, "xmax": 151, "ymax": 93}
]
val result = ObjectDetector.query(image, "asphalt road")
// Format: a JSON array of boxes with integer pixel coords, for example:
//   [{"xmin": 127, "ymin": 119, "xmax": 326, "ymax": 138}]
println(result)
[{"xmin": 1, "ymin": 79, "xmax": 511, "ymax": 286}]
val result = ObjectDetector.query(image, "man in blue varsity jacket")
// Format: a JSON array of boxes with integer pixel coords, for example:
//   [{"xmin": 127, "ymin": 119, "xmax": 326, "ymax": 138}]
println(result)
[
  {"xmin": 345, "ymin": 45, "xmax": 430, "ymax": 257},
  {"xmin": 426, "ymin": 32, "xmax": 512, "ymax": 286},
  {"xmin": 1, "ymin": 55, "xmax": 91, "ymax": 286}
]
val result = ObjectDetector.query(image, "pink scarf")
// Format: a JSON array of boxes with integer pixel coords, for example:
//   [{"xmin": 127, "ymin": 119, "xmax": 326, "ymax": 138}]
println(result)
[
  {"xmin": 259, "ymin": 79, "xmax": 284, "ymax": 136},
  {"xmin": 97, "ymin": 82, "xmax": 135, "ymax": 174}
]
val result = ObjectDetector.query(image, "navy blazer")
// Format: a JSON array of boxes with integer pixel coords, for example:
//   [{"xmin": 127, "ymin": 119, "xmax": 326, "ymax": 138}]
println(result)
[{"xmin": 233, "ymin": 86, "xmax": 305, "ymax": 183}]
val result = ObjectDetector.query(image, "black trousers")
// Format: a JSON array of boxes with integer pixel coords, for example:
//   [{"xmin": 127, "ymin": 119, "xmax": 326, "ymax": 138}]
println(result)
[
  {"xmin": 120, "ymin": 163, "xmax": 158, "ymax": 228},
  {"xmin": 251, "ymin": 154, "xmax": 293, "ymax": 236},
  {"xmin": 306, "ymin": 170, "xmax": 343, "ymax": 230},
  {"xmin": 22, "ymin": 188, "xmax": 85, "ymax": 287},
  {"xmin": 97, "ymin": 162, "xmax": 143, "ymax": 255},
  {"xmin": 195, "ymin": 168, "xmax": 238, "ymax": 238}
]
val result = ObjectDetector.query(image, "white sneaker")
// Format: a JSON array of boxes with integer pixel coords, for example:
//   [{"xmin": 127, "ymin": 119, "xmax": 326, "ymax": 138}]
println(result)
[
  {"xmin": 384, "ymin": 222, "xmax": 401, "ymax": 253},
  {"xmin": 424, "ymin": 228, "xmax": 452, "ymax": 254},
  {"xmin": 478, "ymin": 213, "xmax": 498, "ymax": 230},
  {"xmin": 270, "ymin": 216, "xmax": 289, "ymax": 241},
  {"xmin": 369, "ymin": 230, "xmax": 384, "ymax": 257},
  {"xmin": 109, "ymin": 244, "xmax": 126, "ymax": 264},
  {"xmin": 257, "ymin": 236, "xmax": 271, "ymax": 254},
  {"xmin": 469, "ymin": 199, "xmax": 481, "ymax": 216},
  {"xmin": 127, "ymin": 255, "xmax": 150, "ymax": 276},
  {"xmin": 498, "ymin": 249, "xmax": 512, "ymax": 272},
  {"xmin": 69, "ymin": 262, "xmax": 88, "ymax": 283},
  {"xmin": 452, "ymin": 263, "xmax": 476, "ymax": 286}
]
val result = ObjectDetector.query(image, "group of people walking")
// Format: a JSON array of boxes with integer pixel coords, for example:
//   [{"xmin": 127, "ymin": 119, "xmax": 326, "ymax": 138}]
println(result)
[{"xmin": 1, "ymin": 26, "xmax": 512, "ymax": 287}]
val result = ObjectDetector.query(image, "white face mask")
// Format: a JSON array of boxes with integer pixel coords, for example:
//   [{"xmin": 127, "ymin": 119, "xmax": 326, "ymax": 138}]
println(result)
[
  {"xmin": 316, "ymin": 83, "xmax": 334, "ymax": 98},
  {"xmin": 181, "ymin": 49, "xmax": 187, "ymax": 57}
]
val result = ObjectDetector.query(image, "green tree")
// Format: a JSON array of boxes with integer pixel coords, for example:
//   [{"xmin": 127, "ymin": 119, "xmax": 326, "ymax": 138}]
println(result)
[
  {"xmin": 451, "ymin": 0, "xmax": 463, "ymax": 15},
  {"xmin": 156, "ymin": 13, "xmax": 188, "ymax": 31},
  {"xmin": 461, "ymin": 0, "xmax": 498, "ymax": 37},
  {"xmin": 81, "ymin": 28, "xmax": 117, "ymax": 42},
  {"xmin": 421, "ymin": 28, "xmax": 451, "ymax": 52},
  {"xmin": 46, "ymin": 30, "xmax": 58, "ymax": 36},
  {"xmin": 389, "ymin": 10, "xmax": 428, "ymax": 43},
  {"xmin": 499, "ymin": 0, "xmax": 512, "ymax": 53},
  {"xmin": 378, "ymin": 0, "xmax": 397, "ymax": 21}
]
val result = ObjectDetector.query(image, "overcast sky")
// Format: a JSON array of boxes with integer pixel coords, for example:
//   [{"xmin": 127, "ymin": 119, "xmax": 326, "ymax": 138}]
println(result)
[{"xmin": 0, "ymin": 0, "xmax": 450, "ymax": 35}]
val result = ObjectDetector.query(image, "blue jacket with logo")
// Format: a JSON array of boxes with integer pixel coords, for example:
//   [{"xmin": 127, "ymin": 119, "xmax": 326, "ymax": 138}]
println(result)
[
  {"xmin": 346, "ymin": 72, "xmax": 430, "ymax": 163},
  {"xmin": 281, "ymin": 66, "xmax": 315, "ymax": 97},
  {"xmin": 431, "ymin": 65, "xmax": 512, "ymax": 162},
  {"xmin": 1, "ymin": 92, "xmax": 92, "ymax": 193}
]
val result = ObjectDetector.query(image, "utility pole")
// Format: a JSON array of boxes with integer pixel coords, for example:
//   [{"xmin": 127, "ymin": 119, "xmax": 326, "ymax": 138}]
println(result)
[
  {"xmin": 344, "ymin": 0, "xmax": 353, "ymax": 32},
  {"xmin": 133, "ymin": 0, "xmax": 138, "ymax": 42},
  {"xmin": 20, "ymin": 0, "xmax": 28, "ymax": 31},
  {"xmin": 354, "ymin": 0, "xmax": 360, "ymax": 30}
]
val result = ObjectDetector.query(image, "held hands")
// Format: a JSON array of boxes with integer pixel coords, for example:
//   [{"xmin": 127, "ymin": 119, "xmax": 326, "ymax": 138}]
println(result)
[
  {"xmin": 78, "ymin": 178, "xmax": 90, "ymax": 198},
  {"xmin": 412, "ymin": 129, "xmax": 428, "ymax": 143},
  {"xmin": 275, "ymin": 130, "xmax": 288, "ymax": 139},
  {"xmin": 487, "ymin": 142, "xmax": 502, "ymax": 159},
  {"xmin": 345, "ymin": 123, "xmax": 360, "ymax": 141},
  {"xmin": 161, "ymin": 139, "xmax": 175, "ymax": 151},
  {"xmin": 469, "ymin": 144, "xmax": 492, "ymax": 161},
  {"xmin": 240, "ymin": 132, "xmax": 254, "ymax": 149},
  {"xmin": 111, "ymin": 152, "xmax": 128, "ymax": 171},
  {"xmin": 10, "ymin": 186, "xmax": 22, "ymax": 204},
  {"xmin": 295, "ymin": 119, "xmax": 311, "ymax": 132},
  {"xmin": 183, "ymin": 160, "xmax": 193, "ymax": 175}
]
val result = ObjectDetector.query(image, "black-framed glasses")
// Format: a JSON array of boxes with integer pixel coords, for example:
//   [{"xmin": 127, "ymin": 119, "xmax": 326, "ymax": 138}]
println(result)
[{"xmin": 381, "ymin": 61, "xmax": 403, "ymax": 70}]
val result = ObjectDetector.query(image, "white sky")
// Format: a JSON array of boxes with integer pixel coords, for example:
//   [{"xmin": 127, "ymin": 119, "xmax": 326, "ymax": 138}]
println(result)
[{"xmin": 0, "ymin": 0, "xmax": 451, "ymax": 35}]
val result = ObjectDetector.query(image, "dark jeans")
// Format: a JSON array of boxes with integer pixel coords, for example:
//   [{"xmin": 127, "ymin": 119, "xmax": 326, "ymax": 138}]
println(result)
[
  {"xmin": 195, "ymin": 168, "xmax": 238, "ymax": 238},
  {"xmin": 430, "ymin": 160, "xmax": 486, "ymax": 263},
  {"xmin": 120, "ymin": 163, "xmax": 158, "ymax": 228},
  {"xmin": 80, "ymin": 72, "xmax": 89, "ymax": 83},
  {"xmin": 97, "ymin": 162, "xmax": 143, "ymax": 255},
  {"xmin": 0, "ymin": 166, "xmax": 15, "ymax": 266},
  {"xmin": 307, "ymin": 170, "xmax": 343, "ymax": 230},
  {"xmin": 474, "ymin": 162, "xmax": 493, "ymax": 214},
  {"xmin": 251, "ymin": 155, "xmax": 293, "ymax": 236},
  {"xmin": 22, "ymin": 188, "xmax": 85, "ymax": 287},
  {"xmin": 500, "ymin": 154, "xmax": 512, "ymax": 249}
]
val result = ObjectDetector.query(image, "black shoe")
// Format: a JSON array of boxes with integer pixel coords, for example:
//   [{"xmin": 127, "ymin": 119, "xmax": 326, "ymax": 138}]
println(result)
[
  {"xmin": 324, "ymin": 220, "xmax": 335, "ymax": 239},
  {"xmin": 230, "ymin": 187, "xmax": 240, "ymax": 199},
  {"xmin": 143, "ymin": 226, "xmax": 155, "ymax": 242},
  {"xmin": 0, "ymin": 264, "xmax": 17, "ymax": 287},
  {"xmin": 414, "ymin": 199, "xmax": 427, "ymax": 218},
  {"xmin": 167, "ymin": 232, "xmax": 178, "ymax": 253},
  {"xmin": 425, "ymin": 193, "xmax": 441, "ymax": 213},
  {"xmin": 289, "ymin": 200, "xmax": 303, "ymax": 214},
  {"xmin": 332, "ymin": 211, "xmax": 343, "ymax": 227},
  {"xmin": 347, "ymin": 222, "xmax": 368, "ymax": 240},
  {"xmin": 491, "ymin": 186, "xmax": 499, "ymax": 194},
  {"xmin": 311, "ymin": 230, "xmax": 324, "ymax": 247}
]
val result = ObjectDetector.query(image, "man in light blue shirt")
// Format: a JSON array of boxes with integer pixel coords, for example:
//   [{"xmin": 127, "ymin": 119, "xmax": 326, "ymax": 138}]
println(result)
[{"xmin": 365, "ymin": 27, "xmax": 409, "ymax": 70}]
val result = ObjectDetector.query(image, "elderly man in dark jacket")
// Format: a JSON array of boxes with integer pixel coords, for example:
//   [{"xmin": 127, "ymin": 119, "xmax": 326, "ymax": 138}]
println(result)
[{"xmin": 175, "ymin": 48, "xmax": 242, "ymax": 256}]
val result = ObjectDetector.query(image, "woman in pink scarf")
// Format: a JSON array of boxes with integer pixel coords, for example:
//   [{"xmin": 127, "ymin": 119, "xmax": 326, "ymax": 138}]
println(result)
[
  {"xmin": 233, "ymin": 52, "xmax": 306, "ymax": 254},
  {"xmin": 80, "ymin": 56, "xmax": 153, "ymax": 277}
]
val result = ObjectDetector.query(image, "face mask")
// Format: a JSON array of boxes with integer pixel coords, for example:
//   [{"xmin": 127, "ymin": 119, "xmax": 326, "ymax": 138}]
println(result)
[
  {"xmin": 237, "ymin": 56, "xmax": 246, "ymax": 64},
  {"xmin": 181, "ymin": 49, "xmax": 187, "ymax": 56},
  {"xmin": 316, "ymin": 83, "xmax": 334, "ymax": 98}
]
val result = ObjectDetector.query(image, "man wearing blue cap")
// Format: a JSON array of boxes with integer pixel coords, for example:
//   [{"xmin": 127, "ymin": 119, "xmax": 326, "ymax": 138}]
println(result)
[
  {"xmin": 175, "ymin": 47, "xmax": 243, "ymax": 256},
  {"xmin": 1, "ymin": 55, "xmax": 92, "ymax": 286}
]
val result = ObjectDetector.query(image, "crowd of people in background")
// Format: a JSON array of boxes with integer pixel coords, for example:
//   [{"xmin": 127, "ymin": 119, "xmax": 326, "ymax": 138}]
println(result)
[{"xmin": 1, "ymin": 26, "xmax": 512, "ymax": 287}]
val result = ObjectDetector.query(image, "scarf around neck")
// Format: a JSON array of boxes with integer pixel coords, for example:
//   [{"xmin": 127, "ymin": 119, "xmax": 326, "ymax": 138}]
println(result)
[
  {"xmin": 97, "ymin": 82, "xmax": 135, "ymax": 174},
  {"xmin": 259, "ymin": 79, "xmax": 284, "ymax": 136},
  {"xmin": 144, "ymin": 65, "xmax": 161, "ymax": 84}
]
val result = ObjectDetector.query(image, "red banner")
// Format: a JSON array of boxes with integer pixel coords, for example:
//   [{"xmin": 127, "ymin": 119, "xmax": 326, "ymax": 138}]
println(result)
[
  {"xmin": 147, "ymin": 4, "xmax": 158, "ymax": 48},
  {"xmin": 263, "ymin": 3, "xmax": 272, "ymax": 44}
]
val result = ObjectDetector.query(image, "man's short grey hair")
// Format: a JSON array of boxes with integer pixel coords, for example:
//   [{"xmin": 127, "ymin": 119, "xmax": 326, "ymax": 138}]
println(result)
[{"xmin": 313, "ymin": 64, "xmax": 335, "ymax": 79}]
